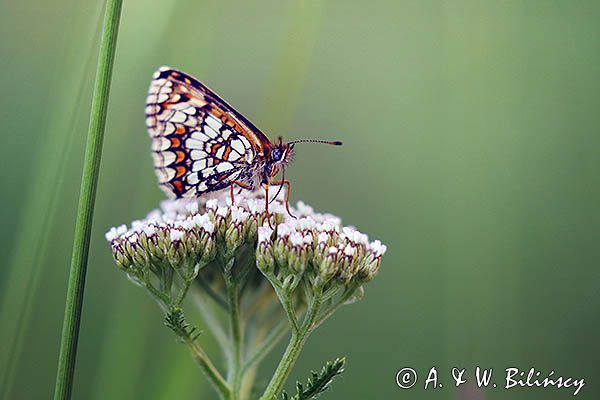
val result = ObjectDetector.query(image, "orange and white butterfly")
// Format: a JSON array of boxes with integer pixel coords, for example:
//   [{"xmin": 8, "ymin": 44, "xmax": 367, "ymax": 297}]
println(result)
[{"xmin": 145, "ymin": 67, "xmax": 341, "ymax": 216}]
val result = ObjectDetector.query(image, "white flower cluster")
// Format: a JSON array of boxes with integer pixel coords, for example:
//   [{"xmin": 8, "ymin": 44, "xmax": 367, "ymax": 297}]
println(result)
[
  {"xmin": 106, "ymin": 203, "xmax": 216, "ymax": 271},
  {"xmin": 258, "ymin": 215, "xmax": 386, "ymax": 284},
  {"xmin": 106, "ymin": 190, "xmax": 386, "ymax": 286}
]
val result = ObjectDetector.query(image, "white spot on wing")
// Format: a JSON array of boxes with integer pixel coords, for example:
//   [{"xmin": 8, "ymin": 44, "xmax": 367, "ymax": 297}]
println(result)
[
  {"xmin": 230, "ymin": 139, "xmax": 245, "ymax": 155},
  {"xmin": 191, "ymin": 131, "xmax": 210, "ymax": 142},
  {"xmin": 164, "ymin": 123, "xmax": 176, "ymax": 135},
  {"xmin": 228, "ymin": 151, "xmax": 241, "ymax": 161},
  {"xmin": 186, "ymin": 138, "xmax": 205, "ymax": 149},
  {"xmin": 190, "ymin": 150, "xmax": 207, "ymax": 160},
  {"xmin": 204, "ymin": 124, "xmax": 219, "ymax": 139},
  {"xmin": 200, "ymin": 167, "xmax": 215, "ymax": 178},
  {"xmin": 152, "ymin": 151, "xmax": 176, "ymax": 167},
  {"xmin": 170, "ymin": 111, "xmax": 187, "ymax": 123},
  {"xmin": 187, "ymin": 173, "xmax": 200, "ymax": 184},
  {"xmin": 183, "ymin": 106, "xmax": 196, "ymax": 115},
  {"xmin": 206, "ymin": 115, "xmax": 222, "ymax": 132},
  {"xmin": 239, "ymin": 135, "xmax": 252, "ymax": 150},
  {"xmin": 221, "ymin": 129, "xmax": 232, "ymax": 140},
  {"xmin": 152, "ymin": 137, "xmax": 171, "ymax": 151},
  {"xmin": 192, "ymin": 159, "xmax": 207, "ymax": 171},
  {"xmin": 216, "ymin": 162, "xmax": 234, "ymax": 173},
  {"xmin": 183, "ymin": 116, "xmax": 200, "ymax": 127},
  {"xmin": 145, "ymin": 105, "xmax": 159, "ymax": 115},
  {"xmin": 155, "ymin": 167, "xmax": 175, "ymax": 183}
]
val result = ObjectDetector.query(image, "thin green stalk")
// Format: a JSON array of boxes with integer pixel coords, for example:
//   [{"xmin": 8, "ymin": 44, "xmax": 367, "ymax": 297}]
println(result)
[
  {"xmin": 313, "ymin": 283, "xmax": 361, "ymax": 330},
  {"xmin": 186, "ymin": 339, "xmax": 231, "ymax": 399},
  {"xmin": 265, "ymin": 276, "xmax": 300, "ymax": 332},
  {"xmin": 53, "ymin": 0, "xmax": 123, "ymax": 399},
  {"xmin": 226, "ymin": 277, "xmax": 243, "ymax": 399},
  {"xmin": 155, "ymin": 289, "xmax": 230, "ymax": 398},
  {"xmin": 259, "ymin": 294, "xmax": 323, "ymax": 400}
]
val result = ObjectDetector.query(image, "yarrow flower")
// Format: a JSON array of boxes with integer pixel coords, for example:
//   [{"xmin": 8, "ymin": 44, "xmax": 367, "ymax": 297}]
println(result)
[{"xmin": 105, "ymin": 190, "xmax": 386, "ymax": 399}]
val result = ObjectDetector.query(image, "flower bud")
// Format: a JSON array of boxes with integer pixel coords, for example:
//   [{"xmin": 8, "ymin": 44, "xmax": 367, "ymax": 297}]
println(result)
[
  {"xmin": 256, "ymin": 242, "xmax": 275, "ymax": 274},
  {"xmin": 246, "ymin": 217, "xmax": 259, "ymax": 243},
  {"xmin": 287, "ymin": 246, "xmax": 308, "ymax": 274},
  {"xmin": 200, "ymin": 232, "xmax": 216, "ymax": 264},
  {"xmin": 225, "ymin": 222, "xmax": 245, "ymax": 253},
  {"xmin": 273, "ymin": 237, "xmax": 288, "ymax": 268},
  {"xmin": 124, "ymin": 235, "xmax": 148, "ymax": 266},
  {"xmin": 111, "ymin": 242, "xmax": 132, "ymax": 270},
  {"xmin": 317, "ymin": 247, "xmax": 339, "ymax": 282},
  {"xmin": 167, "ymin": 229, "xmax": 187, "ymax": 267},
  {"xmin": 214, "ymin": 207, "xmax": 229, "ymax": 238},
  {"xmin": 281, "ymin": 274, "xmax": 298, "ymax": 292}
]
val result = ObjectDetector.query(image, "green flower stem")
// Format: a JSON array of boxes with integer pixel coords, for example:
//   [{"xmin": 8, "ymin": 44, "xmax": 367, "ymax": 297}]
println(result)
[
  {"xmin": 279, "ymin": 291, "xmax": 301, "ymax": 332},
  {"xmin": 265, "ymin": 276, "xmax": 300, "ymax": 332},
  {"xmin": 313, "ymin": 283, "xmax": 361, "ymax": 330},
  {"xmin": 174, "ymin": 264, "xmax": 196, "ymax": 305},
  {"xmin": 186, "ymin": 337, "xmax": 231, "ymax": 399},
  {"xmin": 259, "ymin": 292, "xmax": 323, "ymax": 400},
  {"xmin": 53, "ymin": 0, "xmax": 123, "ymax": 399},
  {"xmin": 226, "ymin": 275, "xmax": 243, "ymax": 399},
  {"xmin": 144, "ymin": 279, "xmax": 171, "ymax": 308},
  {"xmin": 175, "ymin": 279, "xmax": 192, "ymax": 305},
  {"xmin": 154, "ymin": 286, "xmax": 229, "ymax": 398}
]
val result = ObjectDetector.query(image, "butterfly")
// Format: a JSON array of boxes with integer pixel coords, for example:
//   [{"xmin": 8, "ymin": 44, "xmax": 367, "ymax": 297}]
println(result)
[{"xmin": 145, "ymin": 66, "xmax": 341, "ymax": 217}]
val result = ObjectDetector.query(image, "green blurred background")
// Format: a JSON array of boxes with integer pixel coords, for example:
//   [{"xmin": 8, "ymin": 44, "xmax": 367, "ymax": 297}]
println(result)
[{"xmin": 1, "ymin": 0, "xmax": 599, "ymax": 399}]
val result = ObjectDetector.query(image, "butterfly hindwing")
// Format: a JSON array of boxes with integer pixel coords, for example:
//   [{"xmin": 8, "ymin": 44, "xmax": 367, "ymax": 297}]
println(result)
[{"xmin": 146, "ymin": 66, "xmax": 268, "ymax": 198}]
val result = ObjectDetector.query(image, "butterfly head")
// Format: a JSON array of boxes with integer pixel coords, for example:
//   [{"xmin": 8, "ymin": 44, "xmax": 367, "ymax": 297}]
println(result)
[{"xmin": 265, "ymin": 138, "xmax": 294, "ymax": 179}]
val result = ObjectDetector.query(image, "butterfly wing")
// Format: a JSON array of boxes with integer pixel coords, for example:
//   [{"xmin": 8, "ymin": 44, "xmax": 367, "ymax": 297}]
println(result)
[{"xmin": 145, "ymin": 66, "xmax": 272, "ymax": 198}]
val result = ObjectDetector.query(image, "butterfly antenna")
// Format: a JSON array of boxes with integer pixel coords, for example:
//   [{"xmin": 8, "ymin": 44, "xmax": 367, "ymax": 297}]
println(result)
[{"xmin": 286, "ymin": 139, "xmax": 343, "ymax": 146}]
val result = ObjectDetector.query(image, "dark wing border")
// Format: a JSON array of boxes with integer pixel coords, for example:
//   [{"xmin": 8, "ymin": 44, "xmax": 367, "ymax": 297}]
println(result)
[{"xmin": 154, "ymin": 67, "xmax": 273, "ymax": 152}]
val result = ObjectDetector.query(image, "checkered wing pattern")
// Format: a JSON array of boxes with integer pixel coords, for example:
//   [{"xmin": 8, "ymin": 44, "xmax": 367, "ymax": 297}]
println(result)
[{"xmin": 145, "ymin": 67, "xmax": 272, "ymax": 198}]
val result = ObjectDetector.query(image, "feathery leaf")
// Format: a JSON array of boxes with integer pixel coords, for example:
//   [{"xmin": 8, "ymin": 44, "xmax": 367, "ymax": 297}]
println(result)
[{"xmin": 281, "ymin": 357, "xmax": 345, "ymax": 400}]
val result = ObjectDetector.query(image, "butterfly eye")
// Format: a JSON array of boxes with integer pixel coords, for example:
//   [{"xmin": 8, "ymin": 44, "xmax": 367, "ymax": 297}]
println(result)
[{"xmin": 271, "ymin": 148, "xmax": 282, "ymax": 161}]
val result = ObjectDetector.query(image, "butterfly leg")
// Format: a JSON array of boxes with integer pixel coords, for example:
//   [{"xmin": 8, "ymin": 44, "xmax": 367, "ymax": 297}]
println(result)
[
  {"xmin": 263, "ymin": 184, "xmax": 274, "ymax": 229},
  {"xmin": 270, "ymin": 180, "xmax": 296, "ymax": 219},
  {"xmin": 230, "ymin": 180, "xmax": 252, "ymax": 205}
]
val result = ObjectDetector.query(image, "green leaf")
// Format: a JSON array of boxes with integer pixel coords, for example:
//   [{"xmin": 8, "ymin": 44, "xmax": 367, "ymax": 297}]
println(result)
[
  {"xmin": 280, "ymin": 358, "xmax": 345, "ymax": 400},
  {"xmin": 164, "ymin": 307, "xmax": 201, "ymax": 341}
]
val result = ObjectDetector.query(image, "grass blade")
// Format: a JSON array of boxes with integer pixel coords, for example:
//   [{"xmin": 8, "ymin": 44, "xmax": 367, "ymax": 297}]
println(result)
[{"xmin": 53, "ymin": 0, "xmax": 123, "ymax": 398}]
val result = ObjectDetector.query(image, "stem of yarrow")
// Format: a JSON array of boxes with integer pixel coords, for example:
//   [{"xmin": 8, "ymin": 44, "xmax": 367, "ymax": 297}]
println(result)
[
  {"xmin": 227, "ymin": 279, "xmax": 243, "ymax": 399},
  {"xmin": 185, "ymin": 337, "xmax": 231, "ymax": 399},
  {"xmin": 259, "ymin": 287, "xmax": 324, "ymax": 400},
  {"xmin": 53, "ymin": 0, "xmax": 123, "ymax": 399},
  {"xmin": 158, "ymin": 283, "xmax": 230, "ymax": 398},
  {"xmin": 222, "ymin": 256, "xmax": 244, "ymax": 400}
]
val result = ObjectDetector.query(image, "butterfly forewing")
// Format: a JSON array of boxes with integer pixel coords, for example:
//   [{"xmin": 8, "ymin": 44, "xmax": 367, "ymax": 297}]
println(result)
[{"xmin": 145, "ymin": 66, "xmax": 271, "ymax": 198}]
